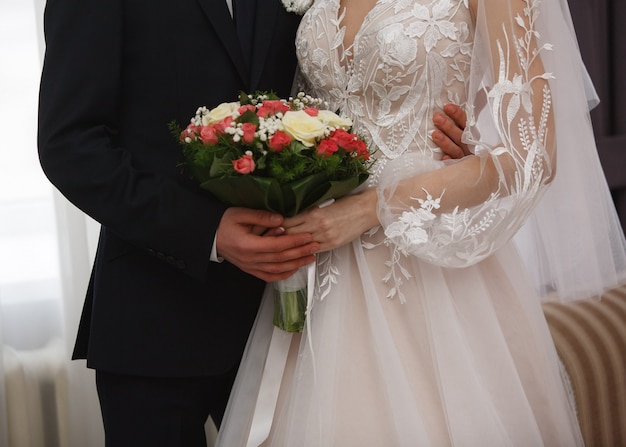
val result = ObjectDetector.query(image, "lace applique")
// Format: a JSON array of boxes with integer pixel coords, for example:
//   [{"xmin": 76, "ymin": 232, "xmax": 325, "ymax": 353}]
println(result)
[
  {"xmin": 384, "ymin": 190, "xmax": 441, "ymax": 255},
  {"xmin": 316, "ymin": 250, "xmax": 339, "ymax": 301},
  {"xmin": 281, "ymin": 0, "xmax": 313, "ymax": 15},
  {"xmin": 361, "ymin": 225, "xmax": 414, "ymax": 303}
]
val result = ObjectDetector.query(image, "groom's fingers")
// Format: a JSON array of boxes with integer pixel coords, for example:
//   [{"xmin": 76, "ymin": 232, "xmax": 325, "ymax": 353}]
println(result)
[
  {"xmin": 432, "ymin": 104, "xmax": 470, "ymax": 159},
  {"xmin": 443, "ymin": 103, "xmax": 468, "ymax": 129},
  {"xmin": 216, "ymin": 208, "xmax": 319, "ymax": 282},
  {"xmin": 237, "ymin": 237, "xmax": 318, "ymax": 281}
]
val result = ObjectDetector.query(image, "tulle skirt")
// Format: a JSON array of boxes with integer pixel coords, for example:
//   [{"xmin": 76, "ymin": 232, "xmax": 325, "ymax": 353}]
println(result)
[{"xmin": 216, "ymin": 236, "xmax": 583, "ymax": 446}]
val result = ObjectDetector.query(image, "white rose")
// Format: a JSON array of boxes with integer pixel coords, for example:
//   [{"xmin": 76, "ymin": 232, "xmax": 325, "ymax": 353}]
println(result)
[
  {"xmin": 316, "ymin": 110, "xmax": 353, "ymax": 130},
  {"xmin": 201, "ymin": 101, "xmax": 239, "ymax": 125},
  {"xmin": 281, "ymin": 110, "xmax": 327, "ymax": 147}
]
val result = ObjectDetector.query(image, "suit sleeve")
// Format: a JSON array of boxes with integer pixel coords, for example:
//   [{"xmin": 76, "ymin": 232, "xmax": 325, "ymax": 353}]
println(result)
[{"xmin": 37, "ymin": 0, "xmax": 223, "ymax": 282}]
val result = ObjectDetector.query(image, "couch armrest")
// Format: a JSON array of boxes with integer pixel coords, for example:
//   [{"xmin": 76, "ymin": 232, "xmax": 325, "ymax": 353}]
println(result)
[{"xmin": 542, "ymin": 285, "xmax": 626, "ymax": 447}]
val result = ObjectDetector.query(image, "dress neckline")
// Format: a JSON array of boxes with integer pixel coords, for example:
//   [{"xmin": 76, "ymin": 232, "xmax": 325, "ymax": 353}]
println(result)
[{"xmin": 334, "ymin": 0, "xmax": 382, "ymax": 65}]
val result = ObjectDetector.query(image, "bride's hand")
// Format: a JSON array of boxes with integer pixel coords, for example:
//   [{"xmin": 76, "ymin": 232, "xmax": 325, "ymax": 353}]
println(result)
[{"xmin": 283, "ymin": 189, "xmax": 379, "ymax": 252}]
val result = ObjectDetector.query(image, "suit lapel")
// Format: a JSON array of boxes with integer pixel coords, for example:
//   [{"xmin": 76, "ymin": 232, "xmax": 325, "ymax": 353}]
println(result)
[
  {"xmin": 249, "ymin": 0, "xmax": 280, "ymax": 91},
  {"xmin": 196, "ymin": 0, "xmax": 249, "ymax": 87}
]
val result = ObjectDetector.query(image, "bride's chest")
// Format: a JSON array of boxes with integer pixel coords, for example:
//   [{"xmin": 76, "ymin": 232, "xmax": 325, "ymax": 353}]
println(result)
[{"xmin": 296, "ymin": 0, "xmax": 473, "ymax": 78}]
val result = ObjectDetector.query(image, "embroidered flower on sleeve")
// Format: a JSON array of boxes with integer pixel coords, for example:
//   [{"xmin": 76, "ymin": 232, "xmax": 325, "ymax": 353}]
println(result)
[{"xmin": 384, "ymin": 190, "xmax": 441, "ymax": 256}]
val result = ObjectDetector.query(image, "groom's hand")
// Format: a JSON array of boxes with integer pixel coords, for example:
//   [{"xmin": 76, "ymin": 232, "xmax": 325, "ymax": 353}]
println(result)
[
  {"xmin": 216, "ymin": 207, "xmax": 320, "ymax": 282},
  {"xmin": 432, "ymin": 103, "xmax": 470, "ymax": 160}
]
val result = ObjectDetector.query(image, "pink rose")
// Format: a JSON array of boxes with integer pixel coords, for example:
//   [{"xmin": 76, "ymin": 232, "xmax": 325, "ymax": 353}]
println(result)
[
  {"xmin": 317, "ymin": 139, "xmax": 339, "ymax": 157},
  {"xmin": 238, "ymin": 104, "xmax": 256, "ymax": 115},
  {"xmin": 199, "ymin": 125, "xmax": 219, "ymax": 144},
  {"xmin": 232, "ymin": 154, "xmax": 256, "ymax": 174},
  {"xmin": 304, "ymin": 106, "xmax": 319, "ymax": 117},
  {"xmin": 214, "ymin": 116, "xmax": 233, "ymax": 134},
  {"xmin": 257, "ymin": 100, "xmax": 289, "ymax": 118},
  {"xmin": 268, "ymin": 130, "xmax": 292, "ymax": 152},
  {"xmin": 180, "ymin": 123, "xmax": 198, "ymax": 143},
  {"xmin": 241, "ymin": 122, "xmax": 257, "ymax": 144}
]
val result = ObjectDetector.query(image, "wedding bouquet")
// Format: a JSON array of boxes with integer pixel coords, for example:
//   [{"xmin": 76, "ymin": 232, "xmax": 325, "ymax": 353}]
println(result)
[{"xmin": 173, "ymin": 92, "xmax": 372, "ymax": 332}]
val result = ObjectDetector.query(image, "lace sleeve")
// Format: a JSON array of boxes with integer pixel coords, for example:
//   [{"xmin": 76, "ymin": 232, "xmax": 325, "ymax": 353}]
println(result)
[{"xmin": 377, "ymin": 0, "xmax": 559, "ymax": 268}]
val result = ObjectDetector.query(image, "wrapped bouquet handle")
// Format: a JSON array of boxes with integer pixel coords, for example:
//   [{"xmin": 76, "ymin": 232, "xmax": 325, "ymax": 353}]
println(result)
[
  {"xmin": 272, "ymin": 198, "xmax": 333, "ymax": 332},
  {"xmin": 272, "ymin": 266, "xmax": 308, "ymax": 332}
]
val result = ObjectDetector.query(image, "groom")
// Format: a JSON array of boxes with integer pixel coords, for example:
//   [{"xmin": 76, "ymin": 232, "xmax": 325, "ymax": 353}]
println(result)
[
  {"xmin": 38, "ymin": 0, "xmax": 467, "ymax": 445},
  {"xmin": 38, "ymin": 1, "xmax": 318, "ymax": 445}
]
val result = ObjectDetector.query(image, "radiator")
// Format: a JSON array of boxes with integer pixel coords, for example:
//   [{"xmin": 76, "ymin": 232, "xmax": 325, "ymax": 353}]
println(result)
[{"xmin": 3, "ymin": 338, "xmax": 68, "ymax": 447}]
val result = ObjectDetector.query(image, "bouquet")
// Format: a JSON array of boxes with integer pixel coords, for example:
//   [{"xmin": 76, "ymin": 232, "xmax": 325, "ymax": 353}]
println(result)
[{"xmin": 173, "ymin": 92, "xmax": 372, "ymax": 332}]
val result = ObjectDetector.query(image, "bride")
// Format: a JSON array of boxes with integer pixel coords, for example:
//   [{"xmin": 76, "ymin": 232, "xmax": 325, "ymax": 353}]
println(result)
[{"xmin": 217, "ymin": 0, "xmax": 626, "ymax": 445}]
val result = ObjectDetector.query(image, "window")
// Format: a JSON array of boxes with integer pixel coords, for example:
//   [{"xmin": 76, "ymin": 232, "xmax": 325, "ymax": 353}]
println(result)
[{"xmin": 0, "ymin": 0, "xmax": 63, "ymax": 349}]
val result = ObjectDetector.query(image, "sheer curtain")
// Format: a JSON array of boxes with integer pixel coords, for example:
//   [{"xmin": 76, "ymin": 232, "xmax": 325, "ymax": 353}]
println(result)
[{"xmin": 0, "ymin": 0, "xmax": 103, "ymax": 445}]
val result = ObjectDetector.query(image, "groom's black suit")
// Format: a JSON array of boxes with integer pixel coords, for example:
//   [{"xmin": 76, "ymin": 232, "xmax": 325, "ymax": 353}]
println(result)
[{"xmin": 38, "ymin": 0, "xmax": 301, "ymax": 442}]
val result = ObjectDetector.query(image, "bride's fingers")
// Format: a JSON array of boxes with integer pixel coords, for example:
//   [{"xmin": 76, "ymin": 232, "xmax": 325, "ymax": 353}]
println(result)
[
  {"xmin": 283, "ymin": 211, "xmax": 315, "ymax": 232},
  {"xmin": 260, "ymin": 226, "xmax": 285, "ymax": 237},
  {"xmin": 283, "ymin": 219, "xmax": 314, "ymax": 234},
  {"xmin": 284, "ymin": 199, "xmax": 335, "ymax": 233}
]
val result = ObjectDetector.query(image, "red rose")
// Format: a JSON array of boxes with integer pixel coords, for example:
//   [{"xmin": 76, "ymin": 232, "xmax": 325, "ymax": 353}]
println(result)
[
  {"xmin": 269, "ymin": 130, "xmax": 292, "ymax": 152},
  {"xmin": 199, "ymin": 125, "xmax": 219, "ymax": 144},
  {"xmin": 317, "ymin": 139, "xmax": 339, "ymax": 157},
  {"xmin": 353, "ymin": 140, "xmax": 370, "ymax": 160},
  {"xmin": 257, "ymin": 100, "xmax": 290, "ymax": 118},
  {"xmin": 241, "ymin": 122, "xmax": 257, "ymax": 144},
  {"xmin": 328, "ymin": 129, "xmax": 358, "ymax": 150},
  {"xmin": 232, "ymin": 154, "xmax": 256, "ymax": 174},
  {"xmin": 304, "ymin": 106, "xmax": 319, "ymax": 117}
]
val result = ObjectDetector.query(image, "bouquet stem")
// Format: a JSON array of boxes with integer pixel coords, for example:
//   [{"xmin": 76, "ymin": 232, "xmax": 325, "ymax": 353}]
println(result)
[{"xmin": 273, "ymin": 266, "xmax": 308, "ymax": 332}]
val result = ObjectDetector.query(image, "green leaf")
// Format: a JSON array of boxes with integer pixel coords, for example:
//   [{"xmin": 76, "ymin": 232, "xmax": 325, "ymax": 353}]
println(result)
[
  {"xmin": 209, "ymin": 152, "xmax": 236, "ymax": 177},
  {"xmin": 302, "ymin": 173, "xmax": 369, "ymax": 210},
  {"xmin": 199, "ymin": 172, "xmax": 369, "ymax": 217},
  {"xmin": 281, "ymin": 172, "xmax": 329, "ymax": 215},
  {"xmin": 200, "ymin": 176, "xmax": 285, "ymax": 214}
]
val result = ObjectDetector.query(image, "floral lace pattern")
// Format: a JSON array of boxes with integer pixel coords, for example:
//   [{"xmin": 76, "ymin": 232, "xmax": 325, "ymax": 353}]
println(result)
[
  {"xmin": 281, "ymin": 0, "xmax": 314, "ymax": 15},
  {"xmin": 298, "ymin": 0, "xmax": 554, "ymax": 300}
]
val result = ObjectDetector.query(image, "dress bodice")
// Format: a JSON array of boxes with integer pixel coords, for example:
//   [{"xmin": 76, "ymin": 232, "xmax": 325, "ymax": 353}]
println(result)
[{"xmin": 296, "ymin": 0, "xmax": 473, "ymax": 166}]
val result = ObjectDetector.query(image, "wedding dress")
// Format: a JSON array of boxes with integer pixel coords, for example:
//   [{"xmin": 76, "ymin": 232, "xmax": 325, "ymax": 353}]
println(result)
[{"xmin": 216, "ymin": 0, "xmax": 626, "ymax": 445}]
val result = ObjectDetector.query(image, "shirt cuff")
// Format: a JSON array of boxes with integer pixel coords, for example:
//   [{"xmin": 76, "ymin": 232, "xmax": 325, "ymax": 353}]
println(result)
[{"xmin": 210, "ymin": 234, "xmax": 224, "ymax": 263}]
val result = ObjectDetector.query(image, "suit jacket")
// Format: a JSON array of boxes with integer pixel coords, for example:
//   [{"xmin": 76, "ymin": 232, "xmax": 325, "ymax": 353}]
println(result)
[{"xmin": 37, "ymin": 0, "xmax": 301, "ymax": 377}]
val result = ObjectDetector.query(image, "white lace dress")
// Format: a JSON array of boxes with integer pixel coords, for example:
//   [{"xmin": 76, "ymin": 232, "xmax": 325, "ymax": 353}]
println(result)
[{"xmin": 215, "ymin": 0, "xmax": 626, "ymax": 445}]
